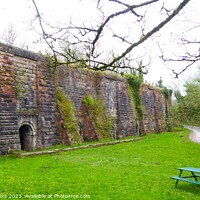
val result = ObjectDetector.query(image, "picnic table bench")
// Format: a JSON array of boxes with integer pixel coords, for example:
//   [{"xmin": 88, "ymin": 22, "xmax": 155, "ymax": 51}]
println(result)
[{"xmin": 171, "ymin": 167, "xmax": 200, "ymax": 187}]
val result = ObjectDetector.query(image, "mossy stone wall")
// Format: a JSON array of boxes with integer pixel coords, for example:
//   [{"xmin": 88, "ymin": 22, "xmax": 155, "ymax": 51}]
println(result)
[{"xmin": 0, "ymin": 42, "xmax": 172, "ymax": 154}]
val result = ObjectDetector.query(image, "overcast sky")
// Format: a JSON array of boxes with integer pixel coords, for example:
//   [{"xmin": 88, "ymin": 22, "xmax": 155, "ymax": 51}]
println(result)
[{"xmin": 0, "ymin": 0, "xmax": 199, "ymax": 92}]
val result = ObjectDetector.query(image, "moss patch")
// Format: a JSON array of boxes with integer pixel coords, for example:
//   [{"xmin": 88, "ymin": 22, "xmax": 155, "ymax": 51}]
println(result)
[
  {"xmin": 125, "ymin": 74, "xmax": 143, "ymax": 121},
  {"xmin": 162, "ymin": 87, "xmax": 173, "ymax": 131},
  {"xmin": 82, "ymin": 95, "xmax": 113, "ymax": 139},
  {"xmin": 56, "ymin": 87, "xmax": 82, "ymax": 144}
]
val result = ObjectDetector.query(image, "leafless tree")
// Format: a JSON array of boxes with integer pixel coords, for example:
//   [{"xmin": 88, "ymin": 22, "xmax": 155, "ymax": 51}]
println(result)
[
  {"xmin": 1, "ymin": 23, "xmax": 18, "ymax": 46},
  {"xmin": 30, "ymin": 0, "xmax": 191, "ymax": 75},
  {"xmin": 158, "ymin": 21, "xmax": 200, "ymax": 78}
]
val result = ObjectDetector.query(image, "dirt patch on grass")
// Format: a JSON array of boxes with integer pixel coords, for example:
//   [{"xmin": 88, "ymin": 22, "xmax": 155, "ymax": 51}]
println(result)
[
  {"xmin": 184, "ymin": 126, "xmax": 200, "ymax": 144},
  {"xmin": 189, "ymin": 132, "xmax": 200, "ymax": 144}
]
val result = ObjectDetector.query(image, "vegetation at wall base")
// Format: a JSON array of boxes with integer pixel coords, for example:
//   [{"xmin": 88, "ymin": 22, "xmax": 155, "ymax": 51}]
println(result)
[
  {"xmin": 1, "ymin": 129, "xmax": 200, "ymax": 199},
  {"xmin": 82, "ymin": 95, "xmax": 113, "ymax": 139}
]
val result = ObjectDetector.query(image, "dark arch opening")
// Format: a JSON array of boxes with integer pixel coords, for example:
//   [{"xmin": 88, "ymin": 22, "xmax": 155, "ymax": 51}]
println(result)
[{"xmin": 19, "ymin": 124, "xmax": 33, "ymax": 151}]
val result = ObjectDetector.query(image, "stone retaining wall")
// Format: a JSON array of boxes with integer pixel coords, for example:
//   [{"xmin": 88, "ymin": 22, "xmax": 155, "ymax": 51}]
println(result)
[{"xmin": 0, "ymin": 42, "xmax": 172, "ymax": 155}]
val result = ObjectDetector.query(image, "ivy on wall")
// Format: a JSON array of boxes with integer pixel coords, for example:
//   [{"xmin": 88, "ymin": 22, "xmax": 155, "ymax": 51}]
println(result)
[
  {"xmin": 56, "ymin": 87, "xmax": 82, "ymax": 144},
  {"xmin": 12, "ymin": 70, "xmax": 27, "ymax": 99},
  {"xmin": 162, "ymin": 87, "xmax": 173, "ymax": 131},
  {"xmin": 125, "ymin": 74, "xmax": 144, "ymax": 122},
  {"xmin": 82, "ymin": 95, "xmax": 113, "ymax": 139},
  {"xmin": 0, "ymin": 65, "xmax": 26, "ymax": 99}
]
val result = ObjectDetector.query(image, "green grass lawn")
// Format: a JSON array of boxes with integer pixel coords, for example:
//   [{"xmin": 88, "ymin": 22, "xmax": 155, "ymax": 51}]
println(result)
[{"xmin": 1, "ymin": 129, "xmax": 200, "ymax": 199}]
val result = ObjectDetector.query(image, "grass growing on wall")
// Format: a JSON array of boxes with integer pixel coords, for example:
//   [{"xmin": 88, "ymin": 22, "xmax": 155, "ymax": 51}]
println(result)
[
  {"xmin": 82, "ymin": 95, "xmax": 113, "ymax": 139},
  {"xmin": 163, "ymin": 87, "xmax": 173, "ymax": 131},
  {"xmin": 125, "ymin": 74, "xmax": 144, "ymax": 121},
  {"xmin": 12, "ymin": 70, "xmax": 27, "ymax": 99},
  {"xmin": 56, "ymin": 87, "xmax": 82, "ymax": 144}
]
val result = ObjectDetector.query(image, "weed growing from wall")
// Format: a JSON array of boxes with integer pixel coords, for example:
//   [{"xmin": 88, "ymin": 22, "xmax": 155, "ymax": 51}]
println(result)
[
  {"xmin": 12, "ymin": 70, "xmax": 27, "ymax": 99},
  {"xmin": 162, "ymin": 87, "xmax": 173, "ymax": 131},
  {"xmin": 125, "ymin": 74, "xmax": 144, "ymax": 122},
  {"xmin": 82, "ymin": 95, "xmax": 113, "ymax": 139},
  {"xmin": 56, "ymin": 87, "xmax": 82, "ymax": 144}
]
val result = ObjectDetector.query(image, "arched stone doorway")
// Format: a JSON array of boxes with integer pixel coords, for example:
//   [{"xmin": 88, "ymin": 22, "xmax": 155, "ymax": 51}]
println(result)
[{"xmin": 19, "ymin": 124, "xmax": 34, "ymax": 151}]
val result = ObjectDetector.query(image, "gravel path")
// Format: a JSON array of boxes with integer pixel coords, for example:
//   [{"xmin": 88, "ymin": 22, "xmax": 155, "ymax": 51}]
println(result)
[{"xmin": 185, "ymin": 126, "xmax": 200, "ymax": 144}]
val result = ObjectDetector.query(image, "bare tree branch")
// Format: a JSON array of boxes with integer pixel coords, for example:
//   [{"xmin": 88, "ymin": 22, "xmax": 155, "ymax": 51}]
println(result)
[
  {"xmin": 0, "ymin": 23, "xmax": 18, "ymax": 45},
  {"xmin": 105, "ymin": 0, "xmax": 190, "ymax": 68},
  {"xmin": 92, "ymin": 0, "xmax": 159, "ymax": 54},
  {"xmin": 30, "ymin": 0, "xmax": 192, "ymax": 75}
]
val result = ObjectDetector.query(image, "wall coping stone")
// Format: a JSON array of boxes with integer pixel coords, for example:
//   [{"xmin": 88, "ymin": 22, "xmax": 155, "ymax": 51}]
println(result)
[
  {"xmin": 58, "ymin": 64, "xmax": 125, "ymax": 82},
  {"xmin": 0, "ymin": 42, "xmax": 42, "ymax": 61}
]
